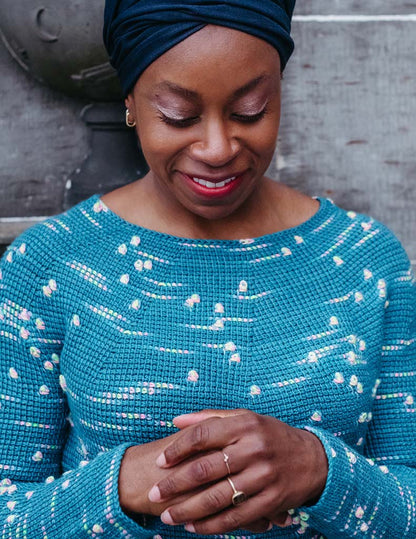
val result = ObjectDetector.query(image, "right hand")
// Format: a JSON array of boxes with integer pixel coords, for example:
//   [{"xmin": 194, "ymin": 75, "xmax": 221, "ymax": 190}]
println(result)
[
  {"xmin": 119, "ymin": 432, "xmax": 200, "ymax": 516},
  {"xmin": 118, "ymin": 431, "xmax": 276, "ymax": 532}
]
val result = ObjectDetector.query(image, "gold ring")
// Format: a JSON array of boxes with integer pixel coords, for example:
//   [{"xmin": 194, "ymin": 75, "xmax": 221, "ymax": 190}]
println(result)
[
  {"xmin": 227, "ymin": 477, "xmax": 247, "ymax": 506},
  {"xmin": 223, "ymin": 452, "xmax": 232, "ymax": 475}
]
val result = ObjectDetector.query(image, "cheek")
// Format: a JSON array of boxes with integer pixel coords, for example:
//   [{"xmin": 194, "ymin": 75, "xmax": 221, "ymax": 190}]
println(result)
[
  {"xmin": 249, "ymin": 121, "xmax": 279, "ymax": 157},
  {"xmin": 137, "ymin": 124, "xmax": 180, "ymax": 166},
  {"xmin": 137, "ymin": 112, "xmax": 194, "ymax": 164}
]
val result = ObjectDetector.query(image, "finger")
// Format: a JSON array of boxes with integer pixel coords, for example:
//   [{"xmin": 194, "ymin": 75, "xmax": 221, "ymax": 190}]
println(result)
[
  {"xmin": 157, "ymin": 415, "xmax": 249, "ymax": 467},
  {"xmin": 173, "ymin": 409, "xmax": 247, "ymax": 429},
  {"xmin": 160, "ymin": 471, "xmax": 260, "ymax": 525},
  {"xmin": 183, "ymin": 492, "xmax": 276, "ymax": 535},
  {"xmin": 240, "ymin": 519, "xmax": 273, "ymax": 534},
  {"xmin": 149, "ymin": 447, "xmax": 245, "ymax": 502},
  {"xmin": 270, "ymin": 512, "xmax": 292, "ymax": 528}
]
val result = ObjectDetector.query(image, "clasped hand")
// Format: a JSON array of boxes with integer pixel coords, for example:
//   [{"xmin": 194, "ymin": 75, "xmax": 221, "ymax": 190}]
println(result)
[{"xmin": 146, "ymin": 409, "xmax": 328, "ymax": 535}]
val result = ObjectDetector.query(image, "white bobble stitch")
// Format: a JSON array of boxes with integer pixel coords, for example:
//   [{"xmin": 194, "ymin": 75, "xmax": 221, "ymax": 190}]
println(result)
[
  {"xmin": 59, "ymin": 375, "xmax": 67, "ymax": 391},
  {"xmin": 49, "ymin": 280, "xmax": 57, "ymax": 292},
  {"xmin": 239, "ymin": 280, "xmax": 248, "ymax": 293},
  {"xmin": 355, "ymin": 507, "xmax": 364, "ymax": 519},
  {"xmin": 39, "ymin": 385, "xmax": 50, "ymax": 396},
  {"xmin": 32, "ymin": 451, "xmax": 43, "ymax": 462}
]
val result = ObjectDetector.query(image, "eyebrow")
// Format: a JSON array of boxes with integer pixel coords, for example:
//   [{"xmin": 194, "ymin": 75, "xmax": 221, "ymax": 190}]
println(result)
[{"xmin": 154, "ymin": 74, "xmax": 270, "ymax": 102}]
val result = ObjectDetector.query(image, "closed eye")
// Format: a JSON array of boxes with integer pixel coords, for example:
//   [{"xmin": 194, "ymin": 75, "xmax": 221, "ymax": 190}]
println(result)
[
  {"xmin": 232, "ymin": 108, "xmax": 268, "ymax": 123},
  {"xmin": 158, "ymin": 107, "xmax": 268, "ymax": 128},
  {"xmin": 158, "ymin": 113, "xmax": 199, "ymax": 128}
]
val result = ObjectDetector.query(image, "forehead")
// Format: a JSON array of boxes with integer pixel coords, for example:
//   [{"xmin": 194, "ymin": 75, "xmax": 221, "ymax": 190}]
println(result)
[{"xmin": 136, "ymin": 25, "xmax": 281, "ymax": 97}]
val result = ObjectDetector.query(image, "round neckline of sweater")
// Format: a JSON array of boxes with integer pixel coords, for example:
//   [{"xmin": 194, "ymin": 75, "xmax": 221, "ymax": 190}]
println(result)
[{"xmin": 89, "ymin": 194, "xmax": 335, "ymax": 247}]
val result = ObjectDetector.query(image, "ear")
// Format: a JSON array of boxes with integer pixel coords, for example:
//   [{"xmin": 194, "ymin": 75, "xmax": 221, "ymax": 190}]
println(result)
[{"xmin": 125, "ymin": 93, "xmax": 135, "ymax": 112}]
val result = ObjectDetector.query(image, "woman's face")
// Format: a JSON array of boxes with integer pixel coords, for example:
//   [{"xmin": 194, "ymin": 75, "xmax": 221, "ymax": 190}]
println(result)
[{"xmin": 126, "ymin": 25, "xmax": 282, "ymax": 222}]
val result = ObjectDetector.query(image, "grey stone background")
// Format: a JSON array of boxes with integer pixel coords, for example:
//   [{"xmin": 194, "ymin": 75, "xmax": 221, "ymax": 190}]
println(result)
[{"xmin": 0, "ymin": 1, "xmax": 415, "ymax": 265}]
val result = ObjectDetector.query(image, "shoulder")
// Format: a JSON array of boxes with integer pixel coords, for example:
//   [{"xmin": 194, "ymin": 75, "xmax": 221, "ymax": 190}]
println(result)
[
  {"xmin": 328, "ymin": 200, "xmax": 412, "ymax": 277},
  {"xmin": 0, "ymin": 196, "xmax": 104, "ymax": 297},
  {"xmin": 2, "ymin": 196, "xmax": 102, "ymax": 268}
]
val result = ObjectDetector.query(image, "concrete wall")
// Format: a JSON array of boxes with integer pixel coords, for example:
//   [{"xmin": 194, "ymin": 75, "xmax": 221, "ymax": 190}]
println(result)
[{"xmin": 0, "ymin": 1, "xmax": 415, "ymax": 265}]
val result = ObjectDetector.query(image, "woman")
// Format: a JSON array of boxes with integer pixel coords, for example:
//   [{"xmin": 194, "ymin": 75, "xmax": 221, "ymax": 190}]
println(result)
[{"xmin": 0, "ymin": 1, "xmax": 415, "ymax": 537}]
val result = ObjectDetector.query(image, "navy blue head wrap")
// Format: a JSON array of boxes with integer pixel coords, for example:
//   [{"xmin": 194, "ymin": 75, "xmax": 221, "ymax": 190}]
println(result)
[{"xmin": 104, "ymin": 0, "xmax": 296, "ymax": 96}]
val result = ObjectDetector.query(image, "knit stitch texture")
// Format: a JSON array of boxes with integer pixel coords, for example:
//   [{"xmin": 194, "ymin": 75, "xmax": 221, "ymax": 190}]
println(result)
[{"xmin": 0, "ymin": 195, "xmax": 415, "ymax": 538}]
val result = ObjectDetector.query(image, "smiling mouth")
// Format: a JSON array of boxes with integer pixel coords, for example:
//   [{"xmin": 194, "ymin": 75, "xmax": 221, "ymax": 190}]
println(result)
[{"xmin": 192, "ymin": 176, "xmax": 237, "ymax": 189}]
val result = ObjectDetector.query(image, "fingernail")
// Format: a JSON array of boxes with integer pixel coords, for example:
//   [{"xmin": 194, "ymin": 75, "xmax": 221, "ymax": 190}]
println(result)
[
  {"xmin": 267, "ymin": 522, "xmax": 273, "ymax": 531},
  {"xmin": 148, "ymin": 485, "xmax": 161, "ymax": 502},
  {"xmin": 283, "ymin": 515, "xmax": 293, "ymax": 527},
  {"xmin": 185, "ymin": 523, "xmax": 196, "ymax": 533},
  {"xmin": 160, "ymin": 510, "xmax": 175, "ymax": 525},
  {"xmin": 156, "ymin": 453, "xmax": 167, "ymax": 467}
]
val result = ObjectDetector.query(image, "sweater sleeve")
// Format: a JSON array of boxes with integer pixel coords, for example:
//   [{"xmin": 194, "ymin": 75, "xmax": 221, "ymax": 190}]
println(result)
[
  {"xmin": 0, "ymin": 233, "xmax": 161, "ymax": 538},
  {"xmin": 298, "ymin": 244, "xmax": 416, "ymax": 538}
]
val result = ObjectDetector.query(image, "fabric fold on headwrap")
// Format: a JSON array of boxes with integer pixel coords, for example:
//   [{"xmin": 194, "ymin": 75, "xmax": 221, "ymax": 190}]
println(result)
[{"xmin": 104, "ymin": 0, "xmax": 296, "ymax": 96}]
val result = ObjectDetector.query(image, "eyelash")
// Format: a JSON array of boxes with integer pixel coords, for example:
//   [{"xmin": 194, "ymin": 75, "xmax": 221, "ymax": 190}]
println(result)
[{"xmin": 158, "ymin": 108, "xmax": 268, "ymax": 129}]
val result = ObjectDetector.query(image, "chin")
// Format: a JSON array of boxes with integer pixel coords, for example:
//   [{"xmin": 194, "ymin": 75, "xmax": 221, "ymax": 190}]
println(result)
[{"xmin": 189, "ymin": 203, "xmax": 241, "ymax": 222}]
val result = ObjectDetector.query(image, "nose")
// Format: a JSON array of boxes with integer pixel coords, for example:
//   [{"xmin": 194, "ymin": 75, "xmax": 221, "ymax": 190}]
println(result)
[{"xmin": 190, "ymin": 117, "xmax": 241, "ymax": 167}]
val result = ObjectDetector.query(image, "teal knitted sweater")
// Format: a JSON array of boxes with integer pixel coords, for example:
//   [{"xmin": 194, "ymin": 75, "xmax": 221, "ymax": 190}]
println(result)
[{"xmin": 0, "ymin": 195, "xmax": 415, "ymax": 538}]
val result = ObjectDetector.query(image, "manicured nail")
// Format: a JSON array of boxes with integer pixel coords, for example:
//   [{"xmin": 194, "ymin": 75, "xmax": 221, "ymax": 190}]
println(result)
[
  {"xmin": 184, "ymin": 523, "xmax": 196, "ymax": 533},
  {"xmin": 156, "ymin": 453, "xmax": 167, "ymax": 467},
  {"xmin": 148, "ymin": 485, "xmax": 161, "ymax": 502},
  {"xmin": 160, "ymin": 510, "xmax": 175, "ymax": 525}
]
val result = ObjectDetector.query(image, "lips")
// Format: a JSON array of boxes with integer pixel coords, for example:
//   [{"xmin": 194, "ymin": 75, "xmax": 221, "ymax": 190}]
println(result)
[
  {"xmin": 180, "ymin": 171, "xmax": 246, "ymax": 198},
  {"xmin": 192, "ymin": 176, "xmax": 237, "ymax": 189}
]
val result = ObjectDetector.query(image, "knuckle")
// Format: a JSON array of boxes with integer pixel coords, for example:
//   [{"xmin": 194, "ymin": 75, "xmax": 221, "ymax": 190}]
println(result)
[
  {"xmin": 251, "ymin": 437, "xmax": 269, "ymax": 459},
  {"xmin": 260, "ymin": 460, "xmax": 275, "ymax": 480},
  {"xmin": 204, "ymin": 488, "xmax": 228, "ymax": 512},
  {"xmin": 223, "ymin": 510, "xmax": 241, "ymax": 531},
  {"xmin": 245, "ymin": 411, "xmax": 262, "ymax": 431},
  {"xmin": 164, "ymin": 442, "xmax": 181, "ymax": 463},
  {"xmin": 190, "ymin": 422, "xmax": 210, "ymax": 450},
  {"xmin": 169, "ymin": 505, "xmax": 187, "ymax": 524},
  {"xmin": 191, "ymin": 458, "xmax": 213, "ymax": 483},
  {"xmin": 159, "ymin": 475, "xmax": 177, "ymax": 497}
]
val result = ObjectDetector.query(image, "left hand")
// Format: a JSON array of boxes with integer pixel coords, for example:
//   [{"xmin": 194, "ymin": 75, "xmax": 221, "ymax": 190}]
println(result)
[{"xmin": 148, "ymin": 409, "xmax": 328, "ymax": 535}]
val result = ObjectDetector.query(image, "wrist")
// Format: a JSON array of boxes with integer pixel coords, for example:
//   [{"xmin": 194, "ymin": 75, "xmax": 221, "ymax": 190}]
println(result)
[
  {"xmin": 301, "ymin": 429, "xmax": 328, "ymax": 506},
  {"xmin": 119, "ymin": 445, "xmax": 153, "ymax": 515}
]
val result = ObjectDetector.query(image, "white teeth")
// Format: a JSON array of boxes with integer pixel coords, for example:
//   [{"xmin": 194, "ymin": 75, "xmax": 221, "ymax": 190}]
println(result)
[{"xmin": 192, "ymin": 176, "xmax": 236, "ymax": 189}]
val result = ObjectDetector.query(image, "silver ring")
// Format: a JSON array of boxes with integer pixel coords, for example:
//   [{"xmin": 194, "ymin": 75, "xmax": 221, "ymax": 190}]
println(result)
[
  {"xmin": 223, "ymin": 452, "xmax": 232, "ymax": 475},
  {"xmin": 227, "ymin": 477, "xmax": 247, "ymax": 506}
]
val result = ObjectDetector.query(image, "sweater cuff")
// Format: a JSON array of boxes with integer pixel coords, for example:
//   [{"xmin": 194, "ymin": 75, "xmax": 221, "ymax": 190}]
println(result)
[
  {"xmin": 296, "ymin": 427, "xmax": 384, "ymax": 537},
  {"xmin": 47, "ymin": 442, "xmax": 163, "ymax": 538}
]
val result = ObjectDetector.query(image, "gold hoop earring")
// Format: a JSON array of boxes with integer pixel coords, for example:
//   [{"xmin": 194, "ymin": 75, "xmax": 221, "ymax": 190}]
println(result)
[{"xmin": 125, "ymin": 109, "xmax": 136, "ymax": 128}]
